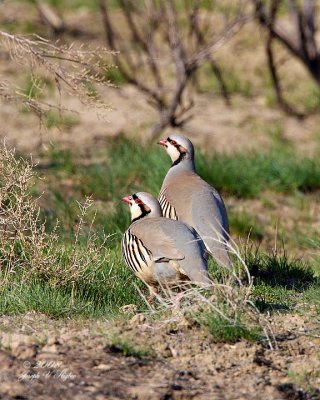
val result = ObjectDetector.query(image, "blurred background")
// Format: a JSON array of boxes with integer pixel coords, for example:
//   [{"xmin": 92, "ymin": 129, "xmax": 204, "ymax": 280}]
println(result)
[{"xmin": 1, "ymin": 0, "xmax": 320, "ymax": 266}]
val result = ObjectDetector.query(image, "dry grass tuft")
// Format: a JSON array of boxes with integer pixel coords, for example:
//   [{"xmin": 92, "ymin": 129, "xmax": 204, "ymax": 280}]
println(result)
[
  {"xmin": 0, "ymin": 143, "xmax": 109, "ymax": 289},
  {"xmin": 138, "ymin": 236, "xmax": 276, "ymax": 347}
]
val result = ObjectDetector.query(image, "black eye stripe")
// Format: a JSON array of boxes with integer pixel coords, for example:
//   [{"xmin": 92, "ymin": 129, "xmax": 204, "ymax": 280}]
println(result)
[
  {"xmin": 167, "ymin": 138, "xmax": 178, "ymax": 146},
  {"xmin": 131, "ymin": 194, "xmax": 144, "ymax": 205}
]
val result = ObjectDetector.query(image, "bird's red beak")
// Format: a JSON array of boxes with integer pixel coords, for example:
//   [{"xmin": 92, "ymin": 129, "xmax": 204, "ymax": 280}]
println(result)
[
  {"xmin": 158, "ymin": 139, "xmax": 167, "ymax": 147},
  {"xmin": 121, "ymin": 196, "xmax": 132, "ymax": 204}
]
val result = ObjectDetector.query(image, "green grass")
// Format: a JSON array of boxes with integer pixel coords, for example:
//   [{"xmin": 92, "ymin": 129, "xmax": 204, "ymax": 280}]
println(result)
[
  {"xmin": 73, "ymin": 138, "xmax": 315, "ymax": 200},
  {"xmin": 0, "ymin": 244, "xmax": 145, "ymax": 318},
  {"xmin": 252, "ymin": 284, "xmax": 297, "ymax": 312},
  {"xmin": 33, "ymin": 136, "xmax": 320, "ymax": 250},
  {"xmin": 44, "ymin": 110, "xmax": 80, "ymax": 130},
  {"xmin": 198, "ymin": 149, "xmax": 320, "ymax": 198},
  {"xmin": 229, "ymin": 210, "xmax": 264, "ymax": 241},
  {"xmin": 108, "ymin": 336, "xmax": 154, "ymax": 358},
  {"xmin": 194, "ymin": 311, "xmax": 261, "ymax": 343},
  {"xmin": 39, "ymin": 137, "xmax": 320, "ymax": 210},
  {"xmin": 287, "ymin": 366, "xmax": 320, "ymax": 395},
  {"xmin": 247, "ymin": 250, "xmax": 318, "ymax": 312},
  {"xmin": 304, "ymin": 286, "xmax": 320, "ymax": 316},
  {"xmin": 1, "ymin": 137, "xmax": 319, "ymax": 326},
  {"xmin": 85, "ymin": 82, "xmax": 99, "ymax": 98},
  {"xmin": 105, "ymin": 66, "xmax": 129, "ymax": 85},
  {"xmin": 303, "ymin": 86, "xmax": 320, "ymax": 113},
  {"xmin": 22, "ymin": 76, "xmax": 54, "ymax": 100},
  {"xmin": 246, "ymin": 251, "xmax": 316, "ymax": 290},
  {"xmin": 46, "ymin": 148, "xmax": 76, "ymax": 174},
  {"xmin": 21, "ymin": 0, "xmax": 109, "ymax": 11}
]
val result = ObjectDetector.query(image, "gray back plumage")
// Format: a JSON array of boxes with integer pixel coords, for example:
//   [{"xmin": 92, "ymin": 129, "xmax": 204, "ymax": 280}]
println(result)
[{"xmin": 159, "ymin": 147, "xmax": 231, "ymax": 268}]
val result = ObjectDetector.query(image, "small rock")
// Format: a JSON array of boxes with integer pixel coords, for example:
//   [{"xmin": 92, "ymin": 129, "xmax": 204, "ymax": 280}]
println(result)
[
  {"xmin": 37, "ymin": 352, "xmax": 61, "ymax": 361},
  {"xmin": 47, "ymin": 336, "xmax": 60, "ymax": 346},
  {"xmin": 169, "ymin": 345, "xmax": 179, "ymax": 358},
  {"xmin": 73, "ymin": 395, "xmax": 89, "ymax": 400},
  {"xmin": 0, "ymin": 350, "xmax": 13, "ymax": 368},
  {"xmin": 85, "ymin": 386, "xmax": 97, "ymax": 393},
  {"xmin": 12, "ymin": 344, "xmax": 37, "ymax": 359},
  {"xmin": 120, "ymin": 304, "xmax": 137, "ymax": 314},
  {"xmin": 129, "ymin": 385, "xmax": 160, "ymax": 400},
  {"xmin": 157, "ymin": 343, "xmax": 171, "ymax": 358},
  {"xmin": 130, "ymin": 314, "xmax": 146, "ymax": 325},
  {"xmin": 165, "ymin": 322, "xmax": 178, "ymax": 334},
  {"xmin": 177, "ymin": 316, "xmax": 196, "ymax": 329},
  {"xmin": 41, "ymin": 343, "xmax": 59, "ymax": 354},
  {"xmin": 1, "ymin": 333, "xmax": 35, "ymax": 351},
  {"xmin": 0, "ymin": 381, "xmax": 25, "ymax": 397},
  {"xmin": 94, "ymin": 364, "xmax": 112, "ymax": 371}
]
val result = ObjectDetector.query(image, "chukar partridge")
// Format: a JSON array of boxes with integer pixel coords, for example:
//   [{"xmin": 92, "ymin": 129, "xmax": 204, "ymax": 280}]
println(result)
[
  {"xmin": 121, "ymin": 192, "xmax": 212, "ymax": 300},
  {"xmin": 158, "ymin": 134, "xmax": 231, "ymax": 268}
]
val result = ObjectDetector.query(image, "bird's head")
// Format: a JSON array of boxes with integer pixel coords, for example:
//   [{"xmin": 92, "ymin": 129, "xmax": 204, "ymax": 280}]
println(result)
[
  {"xmin": 122, "ymin": 192, "xmax": 162, "ymax": 222},
  {"xmin": 158, "ymin": 134, "xmax": 194, "ymax": 166}
]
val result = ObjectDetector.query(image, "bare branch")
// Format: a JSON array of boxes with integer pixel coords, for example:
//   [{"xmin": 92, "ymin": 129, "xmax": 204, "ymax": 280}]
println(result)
[
  {"xmin": 188, "ymin": 17, "xmax": 249, "ymax": 70},
  {"xmin": 189, "ymin": 1, "xmax": 231, "ymax": 105},
  {"xmin": 253, "ymin": 0, "xmax": 320, "ymax": 114},
  {"xmin": 99, "ymin": 0, "xmax": 249, "ymax": 137},
  {"xmin": 254, "ymin": 0, "xmax": 304, "ymax": 60},
  {"xmin": 0, "ymin": 31, "xmax": 112, "ymax": 125},
  {"xmin": 119, "ymin": 0, "xmax": 163, "ymax": 88},
  {"xmin": 36, "ymin": 0, "xmax": 65, "ymax": 35},
  {"xmin": 99, "ymin": 0, "xmax": 166, "ymax": 110}
]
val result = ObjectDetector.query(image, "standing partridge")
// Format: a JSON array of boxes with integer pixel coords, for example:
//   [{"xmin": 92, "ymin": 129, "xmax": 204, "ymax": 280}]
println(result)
[
  {"xmin": 158, "ymin": 134, "xmax": 231, "ymax": 268},
  {"xmin": 121, "ymin": 192, "xmax": 212, "ymax": 300}
]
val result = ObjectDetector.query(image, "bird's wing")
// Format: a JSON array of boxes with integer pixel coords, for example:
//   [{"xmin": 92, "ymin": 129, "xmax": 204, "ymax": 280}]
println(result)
[
  {"xmin": 129, "ymin": 218, "xmax": 185, "ymax": 262},
  {"xmin": 160, "ymin": 218, "xmax": 212, "ymax": 285},
  {"xmin": 191, "ymin": 188, "xmax": 231, "ymax": 267},
  {"xmin": 192, "ymin": 186, "xmax": 229, "ymax": 239},
  {"xmin": 131, "ymin": 218, "xmax": 211, "ymax": 285}
]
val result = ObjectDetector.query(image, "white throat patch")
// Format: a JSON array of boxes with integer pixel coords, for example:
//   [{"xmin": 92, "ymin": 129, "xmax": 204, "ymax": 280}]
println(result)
[
  {"xmin": 130, "ymin": 202, "xmax": 143, "ymax": 221},
  {"xmin": 166, "ymin": 143, "xmax": 181, "ymax": 163}
]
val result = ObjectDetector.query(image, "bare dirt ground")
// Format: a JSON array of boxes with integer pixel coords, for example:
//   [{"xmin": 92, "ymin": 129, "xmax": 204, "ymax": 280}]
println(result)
[{"xmin": 0, "ymin": 313, "xmax": 319, "ymax": 400}]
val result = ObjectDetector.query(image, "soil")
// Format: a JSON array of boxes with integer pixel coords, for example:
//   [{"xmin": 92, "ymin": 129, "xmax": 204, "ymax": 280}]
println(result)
[{"xmin": 0, "ymin": 312, "xmax": 319, "ymax": 400}]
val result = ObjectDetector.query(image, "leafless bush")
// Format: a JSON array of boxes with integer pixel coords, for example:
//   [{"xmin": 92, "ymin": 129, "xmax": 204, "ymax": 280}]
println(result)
[
  {"xmin": 99, "ymin": 0, "xmax": 249, "ymax": 138},
  {"xmin": 0, "ymin": 30, "xmax": 113, "ymax": 127},
  {"xmin": 253, "ymin": 0, "xmax": 320, "ymax": 117},
  {"xmin": 0, "ymin": 143, "xmax": 109, "ymax": 288}
]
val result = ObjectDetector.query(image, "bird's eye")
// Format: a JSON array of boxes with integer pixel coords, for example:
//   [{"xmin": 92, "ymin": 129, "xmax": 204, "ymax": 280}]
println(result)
[
  {"xmin": 135, "ymin": 198, "xmax": 143, "ymax": 204},
  {"xmin": 170, "ymin": 140, "xmax": 177, "ymax": 145}
]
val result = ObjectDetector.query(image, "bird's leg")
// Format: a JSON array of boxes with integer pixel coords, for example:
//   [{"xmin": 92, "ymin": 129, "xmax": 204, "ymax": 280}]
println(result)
[
  {"xmin": 172, "ymin": 291, "xmax": 185, "ymax": 308},
  {"xmin": 147, "ymin": 286, "xmax": 158, "ymax": 304}
]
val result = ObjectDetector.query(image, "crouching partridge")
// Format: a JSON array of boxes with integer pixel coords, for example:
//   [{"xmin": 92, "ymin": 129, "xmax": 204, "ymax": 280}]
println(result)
[
  {"xmin": 121, "ymin": 192, "xmax": 212, "ymax": 301},
  {"xmin": 158, "ymin": 134, "xmax": 231, "ymax": 268}
]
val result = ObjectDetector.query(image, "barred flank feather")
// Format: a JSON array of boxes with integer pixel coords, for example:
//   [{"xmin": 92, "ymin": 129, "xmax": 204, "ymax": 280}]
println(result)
[
  {"xmin": 158, "ymin": 190, "xmax": 178, "ymax": 220},
  {"xmin": 121, "ymin": 230, "xmax": 152, "ymax": 274}
]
